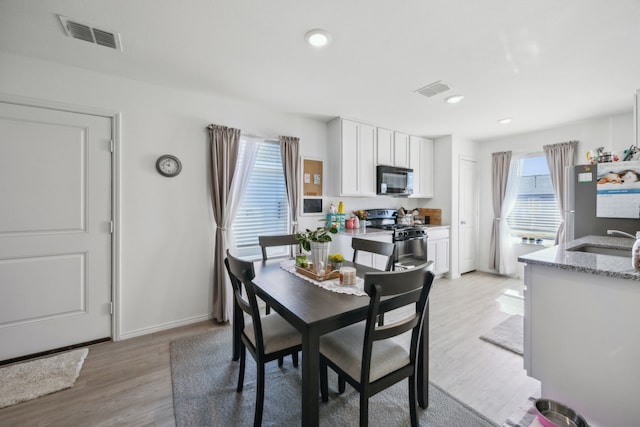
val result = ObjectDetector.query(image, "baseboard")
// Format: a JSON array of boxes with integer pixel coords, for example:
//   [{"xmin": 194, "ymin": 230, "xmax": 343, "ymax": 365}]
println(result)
[{"xmin": 118, "ymin": 313, "xmax": 214, "ymax": 341}]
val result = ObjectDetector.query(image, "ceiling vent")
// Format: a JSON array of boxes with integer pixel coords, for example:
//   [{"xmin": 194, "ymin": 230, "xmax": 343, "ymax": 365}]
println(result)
[
  {"xmin": 58, "ymin": 15, "xmax": 122, "ymax": 51},
  {"xmin": 415, "ymin": 81, "xmax": 450, "ymax": 98}
]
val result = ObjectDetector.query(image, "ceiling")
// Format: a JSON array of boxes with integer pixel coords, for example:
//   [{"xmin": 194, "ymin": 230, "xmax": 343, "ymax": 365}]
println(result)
[{"xmin": 1, "ymin": 0, "xmax": 640, "ymax": 141}]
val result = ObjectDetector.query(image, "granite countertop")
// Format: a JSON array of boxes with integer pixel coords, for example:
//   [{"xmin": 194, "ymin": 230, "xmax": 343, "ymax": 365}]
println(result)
[{"xmin": 518, "ymin": 235, "xmax": 640, "ymax": 281}]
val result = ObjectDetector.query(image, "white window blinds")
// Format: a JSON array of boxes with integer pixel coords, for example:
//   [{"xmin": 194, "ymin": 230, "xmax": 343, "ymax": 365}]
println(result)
[
  {"xmin": 506, "ymin": 157, "xmax": 561, "ymax": 239},
  {"xmin": 232, "ymin": 140, "xmax": 290, "ymax": 259}
]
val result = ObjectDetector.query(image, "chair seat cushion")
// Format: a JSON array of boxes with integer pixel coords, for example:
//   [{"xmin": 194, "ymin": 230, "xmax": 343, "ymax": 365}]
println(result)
[
  {"xmin": 244, "ymin": 313, "xmax": 301, "ymax": 355},
  {"xmin": 319, "ymin": 322, "xmax": 410, "ymax": 382}
]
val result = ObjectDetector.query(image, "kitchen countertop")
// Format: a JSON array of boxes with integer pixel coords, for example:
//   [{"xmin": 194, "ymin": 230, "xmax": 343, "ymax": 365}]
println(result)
[
  {"xmin": 338, "ymin": 228, "xmax": 392, "ymax": 237},
  {"xmin": 517, "ymin": 235, "xmax": 640, "ymax": 281}
]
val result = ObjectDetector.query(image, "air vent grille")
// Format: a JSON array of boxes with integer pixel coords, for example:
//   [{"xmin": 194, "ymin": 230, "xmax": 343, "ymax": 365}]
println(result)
[
  {"xmin": 415, "ymin": 81, "xmax": 450, "ymax": 98},
  {"xmin": 58, "ymin": 15, "xmax": 122, "ymax": 51}
]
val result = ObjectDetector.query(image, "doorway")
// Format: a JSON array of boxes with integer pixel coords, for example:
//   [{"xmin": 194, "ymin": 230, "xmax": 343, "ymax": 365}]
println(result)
[
  {"xmin": 0, "ymin": 100, "xmax": 114, "ymax": 361},
  {"xmin": 459, "ymin": 157, "xmax": 478, "ymax": 274}
]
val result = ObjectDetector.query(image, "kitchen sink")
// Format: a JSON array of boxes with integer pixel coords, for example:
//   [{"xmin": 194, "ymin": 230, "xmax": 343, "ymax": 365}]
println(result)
[{"xmin": 566, "ymin": 244, "xmax": 631, "ymax": 257}]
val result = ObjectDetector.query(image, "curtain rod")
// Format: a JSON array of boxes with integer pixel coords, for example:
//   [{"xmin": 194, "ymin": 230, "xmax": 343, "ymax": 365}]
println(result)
[{"xmin": 241, "ymin": 132, "xmax": 279, "ymax": 143}]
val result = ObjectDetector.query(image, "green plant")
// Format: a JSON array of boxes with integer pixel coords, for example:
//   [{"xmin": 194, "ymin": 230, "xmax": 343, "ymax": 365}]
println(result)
[
  {"xmin": 295, "ymin": 226, "xmax": 338, "ymax": 252},
  {"xmin": 328, "ymin": 253, "xmax": 344, "ymax": 263}
]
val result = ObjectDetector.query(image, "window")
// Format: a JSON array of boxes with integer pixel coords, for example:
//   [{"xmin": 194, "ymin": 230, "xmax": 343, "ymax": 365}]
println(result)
[
  {"xmin": 232, "ymin": 139, "xmax": 290, "ymax": 259},
  {"xmin": 507, "ymin": 156, "xmax": 561, "ymax": 240}
]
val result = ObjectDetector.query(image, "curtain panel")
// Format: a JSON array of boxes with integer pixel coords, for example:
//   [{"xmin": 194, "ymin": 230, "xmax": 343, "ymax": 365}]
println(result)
[
  {"xmin": 208, "ymin": 124, "xmax": 241, "ymax": 322},
  {"xmin": 489, "ymin": 151, "xmax": 512, "ymax": 272},
  {"xmin": 279, "ymin": 136, "xmax": 300, "ymax": 233},
  {"xmin": 543, "ymin": 140, "xmax": 578, "ymax": 244}
]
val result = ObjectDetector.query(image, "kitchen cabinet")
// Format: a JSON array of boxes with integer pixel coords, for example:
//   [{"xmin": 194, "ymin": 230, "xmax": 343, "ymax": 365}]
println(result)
[
  {"xmin": 393, "ymin": 131, "xmax": 409, "ymax": 168},
  {"xmin": 427, "ymin": 227, "xmax": 449, "ymax": 276},
  {"xmin": 328, "ymin": 118, "xmax": 377, "ymax": 197},
  {"xmin": 377, "ymin": 128, "xmax": 409, "ymax": 168},
  {"xmin": 376, "ymin": 127, "xmax": 393, "ymax": 165},
  {"xmin": 409, "ymin": 135, "xmax": 434, "ymax": 198}
]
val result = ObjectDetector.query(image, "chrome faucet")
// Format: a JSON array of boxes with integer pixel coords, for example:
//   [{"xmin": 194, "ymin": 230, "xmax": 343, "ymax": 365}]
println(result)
[{"xmin": 606, "ymin": 229, "xmax": 636, "ymax": 239}]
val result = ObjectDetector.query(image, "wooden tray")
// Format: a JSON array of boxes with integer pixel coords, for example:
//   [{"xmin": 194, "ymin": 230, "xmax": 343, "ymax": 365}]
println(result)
[{"xmin": 295, "ymin": 265, "xmax": 340, "ymax": 282}]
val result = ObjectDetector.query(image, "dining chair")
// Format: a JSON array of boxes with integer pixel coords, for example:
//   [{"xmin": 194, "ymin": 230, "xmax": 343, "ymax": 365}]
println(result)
[
  {"xmin": 258, "ymin": 234, "xmax": 300, "ymax": 315},
  {"xmin": 225, "ymin": 250, "xmax": 302, "ymax": 427},
  {"xmin": 351, "ymin": 237, "xmax": 396, "ymax": 325},
  {"xmin": 351, "ymin": 237, "xmax": 395, "ymax": 272},
  {"xmin": 319, "ymin": 262, "xmax": 435, "ymax": 427},
  {"xmin": 258, "ymin": 233, "xmax": 299, "ymax": 261}
]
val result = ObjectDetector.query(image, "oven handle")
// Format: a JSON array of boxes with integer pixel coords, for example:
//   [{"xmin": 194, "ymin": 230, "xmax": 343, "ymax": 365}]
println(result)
[{"xmin": 394, "ymin": 236, "xmax": 428, "ymax": 243}]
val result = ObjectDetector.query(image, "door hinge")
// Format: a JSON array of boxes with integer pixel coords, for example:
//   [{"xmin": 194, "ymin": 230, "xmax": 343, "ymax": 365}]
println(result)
[
  {"xmin": 109, "ymin": 302, "xmax": 114, "ymax": 315},
  {"xmin": 110, "ymin": 140, "xmax": 114, "ymax": 153},
  {"xmin": 110, "ymin": 220, "xmax": 114, "ymax": 233}
]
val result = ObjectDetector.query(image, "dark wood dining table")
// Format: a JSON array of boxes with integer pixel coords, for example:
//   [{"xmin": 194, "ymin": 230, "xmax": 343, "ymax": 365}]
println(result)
[{"xmin": 234, "ymin": 259, "xmax": 430, "ymax": 427}]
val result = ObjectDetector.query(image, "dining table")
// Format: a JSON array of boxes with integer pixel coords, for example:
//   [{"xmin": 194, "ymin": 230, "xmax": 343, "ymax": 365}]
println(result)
[{"xmin": 233, "ymin": 259, "xmax": 430, "ymax": 427}]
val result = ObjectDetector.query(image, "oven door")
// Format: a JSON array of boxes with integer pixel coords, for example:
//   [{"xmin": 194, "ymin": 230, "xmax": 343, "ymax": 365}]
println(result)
[{"xmin": 394, "ymin": 237, "xmax": 428, "ymax": 269}]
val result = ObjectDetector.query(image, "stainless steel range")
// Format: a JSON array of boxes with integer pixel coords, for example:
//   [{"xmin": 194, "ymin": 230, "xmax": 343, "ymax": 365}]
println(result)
[{"xmin": 365, "ymin": 209, "xmax": 429, "ymax": 270}]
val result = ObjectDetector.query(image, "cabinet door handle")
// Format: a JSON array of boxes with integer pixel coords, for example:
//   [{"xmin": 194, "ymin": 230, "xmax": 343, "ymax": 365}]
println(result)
[{"xmin": 460, "ymin": 220, "xmax": 466, "ymax": 225}]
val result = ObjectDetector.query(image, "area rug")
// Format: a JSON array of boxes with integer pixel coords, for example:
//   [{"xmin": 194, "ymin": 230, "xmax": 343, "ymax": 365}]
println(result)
[
  {"xmin": 0, "ymin": 348, "xmax": 88, "ymax": 408},
  {"xmin": 170, "ymin": 327, "xmax": 498, "ymax": 427},
  {"xmin": 480, "ymin": 315, "xmax": 523, "ymax": 355}
]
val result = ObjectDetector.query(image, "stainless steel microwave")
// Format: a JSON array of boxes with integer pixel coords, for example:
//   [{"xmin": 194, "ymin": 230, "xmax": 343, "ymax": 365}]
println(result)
[{"xmin": 376, "ymin": 165, "xmax": 413, "ymax": 196}]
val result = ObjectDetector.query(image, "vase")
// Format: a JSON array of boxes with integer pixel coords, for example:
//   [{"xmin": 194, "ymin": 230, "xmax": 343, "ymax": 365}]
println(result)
[{"xmin": 310, "ymin": 241, "xmax": 330, "ymax": 275}]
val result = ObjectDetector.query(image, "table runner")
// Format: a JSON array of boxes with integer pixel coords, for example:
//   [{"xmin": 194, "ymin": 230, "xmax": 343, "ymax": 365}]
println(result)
[{"xmin": 279, "ymin": 259, "xmax": 367, "ymax": 296}]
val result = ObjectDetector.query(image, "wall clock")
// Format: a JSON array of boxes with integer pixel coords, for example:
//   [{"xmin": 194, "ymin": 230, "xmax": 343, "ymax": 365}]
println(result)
[{"xmin": 156, "ymin": 154, "xmax": 182, "ymax": 177}]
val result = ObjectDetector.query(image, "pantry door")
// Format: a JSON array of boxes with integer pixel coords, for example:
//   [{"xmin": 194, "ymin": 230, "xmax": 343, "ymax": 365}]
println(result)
[
  {"xmin": 459, "ymin": 157, "xmax": 478, "ymax": 274},
  {"xmin": 0, "ymin": 101, "xmax": 113, "ymax": 361}
]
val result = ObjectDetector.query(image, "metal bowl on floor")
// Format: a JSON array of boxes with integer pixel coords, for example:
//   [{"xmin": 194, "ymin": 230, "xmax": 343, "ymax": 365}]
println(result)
[{"xmin": 534, "ymin": 398, "xmax": 589, "ymax": 427}]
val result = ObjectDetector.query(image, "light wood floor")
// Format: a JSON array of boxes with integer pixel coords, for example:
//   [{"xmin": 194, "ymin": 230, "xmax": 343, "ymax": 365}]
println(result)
[{"xmin": 0, "ymin": 271, "xmax": 539, "ymax": 426}]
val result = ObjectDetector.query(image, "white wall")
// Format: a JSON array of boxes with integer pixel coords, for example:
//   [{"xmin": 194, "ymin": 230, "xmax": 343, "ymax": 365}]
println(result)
[
  {"xmin": 420, "ymin": 135, "xmax": 477, "ymax": 279},
  {"xmin": 477, "ymin": 111, "xmax": 635, "ymax": 275},
  {"xmin": 0, "ymin": 52, "xmax": 333, "ymax": 339}
]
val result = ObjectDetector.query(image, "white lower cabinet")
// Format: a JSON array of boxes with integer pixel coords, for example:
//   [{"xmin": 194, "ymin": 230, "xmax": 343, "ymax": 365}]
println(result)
[{"xmin": 427, "ymin": 227, "xmax": 449, "ymax": 276}]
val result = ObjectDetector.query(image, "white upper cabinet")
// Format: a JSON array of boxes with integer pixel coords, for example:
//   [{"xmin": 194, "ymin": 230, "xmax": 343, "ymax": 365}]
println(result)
[
  {"xmin": 393, "ymin": 131, "xmax": 409, "ymax": 168},
  {"xmin": 328, "ymin": 118, "xmax": 377, "ymax": 197},
  {"xmin": 409, "ymin": 135, "xmax": 434, "ymax": 198},
  {"xmin": 376, "ymin": 127, "xmax": 393, "ymax": 165}
]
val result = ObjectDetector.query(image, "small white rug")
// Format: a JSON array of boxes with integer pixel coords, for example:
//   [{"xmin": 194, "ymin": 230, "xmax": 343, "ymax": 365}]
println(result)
[
  {"xmin": 479, "ymin": 315, "xmax": 524, "ymax": 355},
  {"xmin": 0, "ymin": 348, "xmax": 88, "ymax": 408}
]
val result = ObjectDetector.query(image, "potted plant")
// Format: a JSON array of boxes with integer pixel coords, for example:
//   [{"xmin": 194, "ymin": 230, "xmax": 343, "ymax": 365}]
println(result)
[
  {"xmin": 328, "ymin": 253, "xmax": 344, "ymax": 270},
  {"xmin": 295, "ymin": 226, "xmax": 338, "ymax": 274}
]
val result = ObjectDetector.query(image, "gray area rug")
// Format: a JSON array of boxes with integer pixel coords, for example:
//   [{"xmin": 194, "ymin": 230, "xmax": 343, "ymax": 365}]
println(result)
[
  {"xmin": 170, "ymin": 327, "xmax": 498, "ymax": 427},
  {"xmin": 0, "ymin": 348, "xmax": 88, "ymax": 408},
  {"xmin": 480, "ymin": 315, "xmax": 524, "ymax": 355}
]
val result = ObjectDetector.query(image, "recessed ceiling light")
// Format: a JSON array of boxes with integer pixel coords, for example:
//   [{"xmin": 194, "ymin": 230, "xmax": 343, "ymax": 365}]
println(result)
[
  {"xmin": 445, "ymin": 95, "xmax": 464, "ymax": 104},
  {"xmin": 305, "ymin": 29, "xmax": 331, "ymax": 47},
  {"xmin": 497, "ymin": 117, "xmax": 513, "ymax": 124}
]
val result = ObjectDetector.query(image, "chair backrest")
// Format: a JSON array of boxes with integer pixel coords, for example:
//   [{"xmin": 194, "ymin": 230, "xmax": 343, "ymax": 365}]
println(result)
[
  {"xmin": 258, "ymin": 234, "xmax": 299, "ymax": 261},
  {"xmin": 225, "ymin": 250, "xmax": 266, "ymax": 351},
  {"xmin": 360, "ymin": 261, "xmax": 435, "ymax": 382},
  {"xmin": 351, "ymin": 237, "xmax": 396, "ymax": 271}
]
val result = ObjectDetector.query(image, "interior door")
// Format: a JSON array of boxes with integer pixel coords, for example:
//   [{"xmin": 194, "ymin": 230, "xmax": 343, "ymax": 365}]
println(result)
[
  {"xmin": 0, "ymin": 101, "xmax": 112, "ymax": 361},
  {"xmin": 459, "ymin": 157, "xmax": 478, "ymax": 274}
]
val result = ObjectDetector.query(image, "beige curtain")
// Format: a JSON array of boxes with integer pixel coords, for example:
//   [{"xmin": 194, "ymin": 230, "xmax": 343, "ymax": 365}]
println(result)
[
  {"xmin": 208, "ymin": 124, "xmax": 240, "ymax": 322},
  {"xmin": 544, "ymin": 140, "xmax": 578, "ymax": 244},
  {"xmin": 280, "ymin": 136, "xmax": 299, "ymax": 233},
  {"xmin": 489, "ymin": 151, "xmax": 512, "ymax": 271}
]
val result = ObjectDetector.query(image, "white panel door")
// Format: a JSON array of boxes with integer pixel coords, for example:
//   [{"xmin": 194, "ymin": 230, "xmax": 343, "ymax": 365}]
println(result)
[
  {"xmin": 459, "ymin": 158, "xmax": 478, "ymax": 274},
  {"xmin": 0, "ymin": 102, "xmax": 112, "ymax": 361}
]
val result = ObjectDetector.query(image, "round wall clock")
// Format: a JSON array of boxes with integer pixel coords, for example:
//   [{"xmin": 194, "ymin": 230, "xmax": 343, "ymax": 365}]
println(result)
[{"xmin": 156, "ymin": 154, "xmax": 182, "ymax": 177}]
